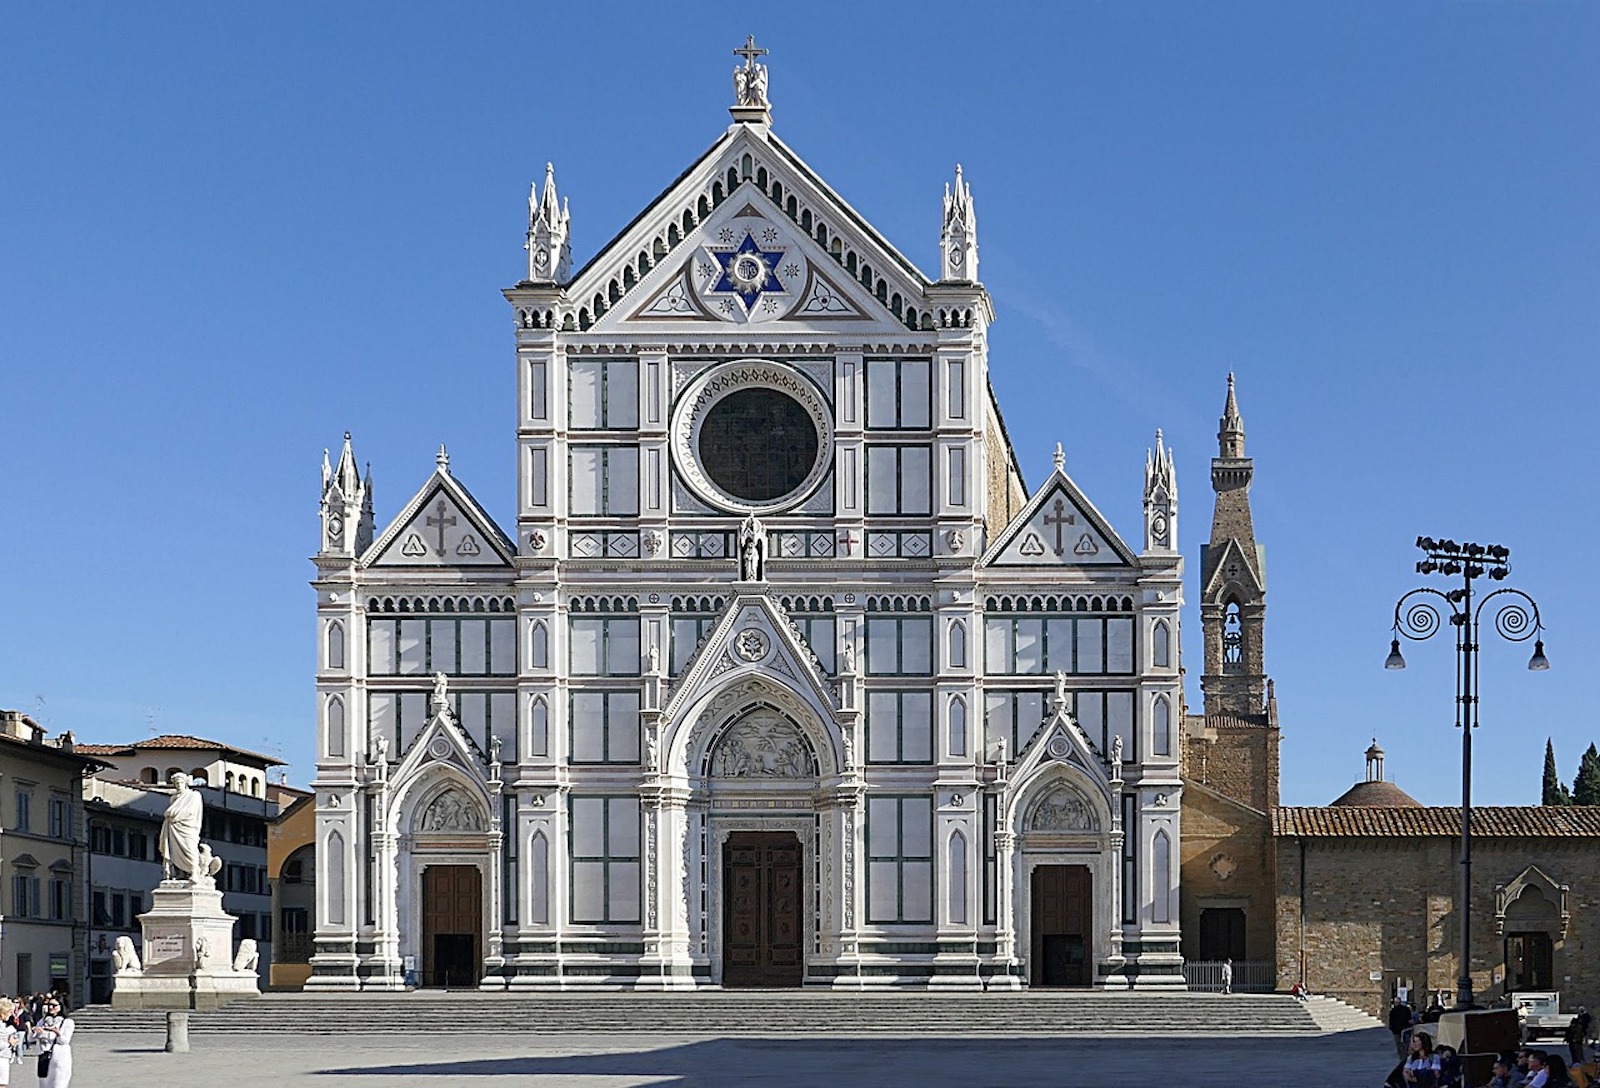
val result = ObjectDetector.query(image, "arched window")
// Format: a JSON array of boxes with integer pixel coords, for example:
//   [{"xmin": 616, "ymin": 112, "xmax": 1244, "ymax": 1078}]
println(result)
[
  {"xmin": 165, "ymin": 767, "xmax": 182, "ymax": 784},
  {"xmin": 327, "ymin": 696, "xmax": 346, "ymax": 758},
  {"xmin": 327, "ymin": 621, "xmax": 345, "ymax": 670},
  {"xmin": 1223, "ymin": 602, "xmax": 1243, "ymax": 673},
  {"xmin": 1153, "ymin": 695, "xmax": 1172, "ymax": 757},
  {"xmin": 948, "ymin": 831, "xmax": 968, "ymax": 925},
  {"xmin": 1152, "ymin": 620, "xmax": 1171, "ymax": 669},
  {"xmin": 948, "ymin": 621, "xmax": 967, "ymax": 669},
  {"xmin": 326, "ymin": 830, "xmax": 346, "ymax": 925},
  {"xmin": 529, "ymin": 831, "xmax": 550, "ymax": 925},
  {"xmin": 1152, "ymin": 830, "xmax": 1172, "ymax": 924},
  {"xmin": 530, "ymin": 697, "xmax": 549, "ymax": 758},
  {"xmin": 529, "ymin": 621, "xmax": 549, "ymax": 670},
  {"xmin": 189, "ymin": 768, "xmax": 208, "ymax": 786},
  {"xmin": 948, "ymin": 696, "xmax": 967, "ymax": 758},
  {"xmin": 139, "ymin": 767, "xmax": 157, "ymax": 784},
  {"xmin": 225, "ymin": 771, "xmax": 235, "ymax": 791},
  {"xmin": 253, "ymin": 777, "xmax": 262, "ymax": 797}
]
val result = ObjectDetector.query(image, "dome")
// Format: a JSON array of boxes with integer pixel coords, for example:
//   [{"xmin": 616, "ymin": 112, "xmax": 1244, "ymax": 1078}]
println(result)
[{"xmin": 1329, "ymin": 780, "xmax": 1423, "ymax": 808}]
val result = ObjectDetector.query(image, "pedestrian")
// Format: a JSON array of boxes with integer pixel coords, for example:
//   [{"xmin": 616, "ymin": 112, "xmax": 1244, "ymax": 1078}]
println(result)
[
  {"xmin": 1220, "ymin": 958, "xmax": 1233, "ymax": 995},
  {"xmin": 0, "ymin": 999, "xmax": 19, "ymax": 1087},
  {"xmin": 1488, "ymin": 1055, "xmax": 1517, "ymax": 1088},
  {"xmin": 1404, "ymin": 1031, "xmax": 1441, "ymax": 1087},
  {"xmin": 29, "ymin": 995, "xmax": 72, "ymax": 1088},
  {"xmin": 1567, "ymin": 1016, "xmax": 1588, "ymax": 1067},
  {"xmin": 1391, "ymin": 997, "xmax": 1416, "ymax": 1060}
]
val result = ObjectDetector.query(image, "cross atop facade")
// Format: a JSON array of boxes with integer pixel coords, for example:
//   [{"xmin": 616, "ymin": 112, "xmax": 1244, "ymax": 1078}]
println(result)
[
  {"xmin": 1043, "ymin": 497, "xmax": 1076, "ymax": 556},
  {"xmin": 426, "ymin": 499, "xmax": 457, "ymax": 557},
  {"xmin": 734, "ymin": 35, "xmax": 767, "ymax": 68}
]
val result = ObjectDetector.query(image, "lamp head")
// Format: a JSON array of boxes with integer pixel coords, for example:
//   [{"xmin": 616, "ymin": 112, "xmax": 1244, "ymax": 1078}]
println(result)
[
  {"xmin": 1385, "ymin": 638, "xmax": 1407, "ymax": 671},
  {"xmin": 1528, "ymin": 639, "xmax": 1550, "ymax": 672}
]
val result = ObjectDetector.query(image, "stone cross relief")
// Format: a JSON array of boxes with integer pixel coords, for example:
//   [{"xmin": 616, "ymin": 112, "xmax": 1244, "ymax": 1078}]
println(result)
[
  {"xmin": 1043, "ymin": 498, "xmax": 1076, "ymax": 556},
  {"xmin": 426, "ymin": 500, "xmax": 457, "ymax": 557}
]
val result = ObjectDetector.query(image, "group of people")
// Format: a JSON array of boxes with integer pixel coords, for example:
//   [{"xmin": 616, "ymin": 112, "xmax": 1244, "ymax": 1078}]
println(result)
[
  {"xmin": 1386, "ymin": 998, "xmax": 1596, "ymax": 1088},
  {"xmin": 1, "ymin": 993, "xmax": 75, "ymax": 1087}
]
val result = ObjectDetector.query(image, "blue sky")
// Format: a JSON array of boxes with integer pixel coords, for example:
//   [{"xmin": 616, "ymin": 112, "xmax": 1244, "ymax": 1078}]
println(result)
[{"xmin": 3, "ymin": 4, "xmax": 1596, "ymax": 805}]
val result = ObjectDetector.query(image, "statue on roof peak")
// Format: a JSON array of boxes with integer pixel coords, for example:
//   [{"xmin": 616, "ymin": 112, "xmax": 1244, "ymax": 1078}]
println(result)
[{"xmin": 732, "ymin": 36, "xmax": 770, "ymax": 112}]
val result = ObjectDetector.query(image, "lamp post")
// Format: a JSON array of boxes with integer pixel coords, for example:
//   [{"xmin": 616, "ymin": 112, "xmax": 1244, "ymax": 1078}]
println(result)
[{"xmin": 1386, "ymin": 536, "xmax": 1548, "ymax": 1010}]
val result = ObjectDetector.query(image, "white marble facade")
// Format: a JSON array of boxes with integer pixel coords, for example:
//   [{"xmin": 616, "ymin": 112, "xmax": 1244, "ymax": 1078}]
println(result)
[{"xmin": 308, "ymin": 44, "xmax": 1184, "ymax": 991}]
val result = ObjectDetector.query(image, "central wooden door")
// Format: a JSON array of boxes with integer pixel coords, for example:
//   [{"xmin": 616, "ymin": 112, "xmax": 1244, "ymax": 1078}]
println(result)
[
  {"xmin": 723, "ymin": 832, "xmax": 804, "ymax": 987},
  {"xmin": 1031, "ymin": 864, "xmax": 1092, "ymax": 987},
  {"xmin": 421, "ymin": 864, "xmax": 481, "ymax": 988}
]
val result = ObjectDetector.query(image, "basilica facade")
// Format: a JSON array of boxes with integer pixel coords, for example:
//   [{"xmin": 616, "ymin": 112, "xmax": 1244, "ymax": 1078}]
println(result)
[{"xmin": 307, "ymin": 44, "xmax": 1187, "ymax": 990}]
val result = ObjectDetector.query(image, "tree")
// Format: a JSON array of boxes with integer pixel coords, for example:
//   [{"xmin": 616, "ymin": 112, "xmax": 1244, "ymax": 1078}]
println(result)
[
  {"xmin": 1542, "ymin": 739, "xmax": 1572, "ymax": 806},
  {"xmin": 1573, "ymin": 743, "xmax": 1600, "ymax": 806}
]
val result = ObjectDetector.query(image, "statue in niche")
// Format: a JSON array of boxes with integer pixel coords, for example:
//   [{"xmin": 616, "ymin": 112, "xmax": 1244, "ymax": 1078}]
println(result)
[
  {"xmin": 711, "ymin": 712, "xmax": 809, "ymax": 779},
  {"xmin": 738, "ymin": 514, "xmax": 766, "ymax": 581},
  {"xmin": 1053, "ymin": 670, "xmax": 1069, "ymax": 714},
  {"xmin": 419, "ymin": 789, "xmax": 483, "ymax": 832},
  {"xmin": 1031, "ymin": 786, "xmax": 1097, "ymax": 832},
  {"xmin": 841, "ymin": 638, "xmax": 856, "ymax": 674},
  {"xmin": 1110, "ymin": 734, "xmax": 1123, "ymax": 765}
]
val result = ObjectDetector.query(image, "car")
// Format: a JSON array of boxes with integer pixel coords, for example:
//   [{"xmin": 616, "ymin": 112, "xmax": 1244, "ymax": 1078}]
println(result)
[{"xmin": 1510, "ymin": 991, "xmax": 1569, "ymax": 1041}]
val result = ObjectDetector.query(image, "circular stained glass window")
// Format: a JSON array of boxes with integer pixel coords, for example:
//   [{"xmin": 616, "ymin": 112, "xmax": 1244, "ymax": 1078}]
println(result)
[{"xmin": 697, "ymin": 388, "xmax": 820, "ymax": 502}]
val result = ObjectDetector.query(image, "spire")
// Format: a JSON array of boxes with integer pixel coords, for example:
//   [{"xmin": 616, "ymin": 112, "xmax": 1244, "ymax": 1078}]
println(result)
[
  {"xmin": 525, "ymin": 162, "xmax": 571, "ymax": 284},
  {"xmin": 1219, "ymin": 371, "xmax": 1245, "ymax": 459},
  {"xmin": 1143, "ymin": 428, "xmax": 1178, "ymax": 553},
  {"xmin": 941, "ymin": 164, "xmax": 979, "ymax": 281},
  {"xmin": 333, "ymin": 430, "xmax": 360, "ymax": 497},
  {"xmin": 320, "ymin": 431, "xmax": 372, "ymax": 559},
  {"xmin": 436, "ymin": 443, "xmax": 450, "ymax": 473},
  {"xmin": 729, "ymin": 35, "xmax": 772, "ymax": 124}
]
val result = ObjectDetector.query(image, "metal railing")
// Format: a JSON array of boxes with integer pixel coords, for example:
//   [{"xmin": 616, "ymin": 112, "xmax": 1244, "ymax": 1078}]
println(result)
[{"xmin": 1182, "ymin": 960, "xmax": 1275, "ymax": 993}]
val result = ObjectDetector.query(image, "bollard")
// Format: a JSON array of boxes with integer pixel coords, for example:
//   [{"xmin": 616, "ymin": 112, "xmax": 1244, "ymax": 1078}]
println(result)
[{"xmin": 165, "ymin": 1010, "xmax": 190, "ymax": 1053}]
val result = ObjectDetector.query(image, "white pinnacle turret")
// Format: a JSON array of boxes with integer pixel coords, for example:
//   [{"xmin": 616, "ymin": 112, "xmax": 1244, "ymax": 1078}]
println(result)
[
  {"xmin": 941, "ymin": 164, "xmax": 979, "ymax": 282},
  {"xmin": 526, "ymin": 162, "xmax": 571, "ymax": 284}
]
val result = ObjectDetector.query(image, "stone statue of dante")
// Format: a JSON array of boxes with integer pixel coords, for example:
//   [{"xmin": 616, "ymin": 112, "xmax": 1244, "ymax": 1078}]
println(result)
[{"xmin": 159, "ymin": 773, "xmax": 204, "ymax": 882}]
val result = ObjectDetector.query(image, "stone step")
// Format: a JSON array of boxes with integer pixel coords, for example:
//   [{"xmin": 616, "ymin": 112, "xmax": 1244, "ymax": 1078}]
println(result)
[{"xmin": 72, "ymin": 990, "xmax": 1352, "ymax": 1036}]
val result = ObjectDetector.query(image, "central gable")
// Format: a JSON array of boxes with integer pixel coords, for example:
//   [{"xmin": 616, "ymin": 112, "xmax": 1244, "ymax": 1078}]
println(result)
[{"xmin": 570, "ymin": 127, "xmax": 935, "ymax": 336}]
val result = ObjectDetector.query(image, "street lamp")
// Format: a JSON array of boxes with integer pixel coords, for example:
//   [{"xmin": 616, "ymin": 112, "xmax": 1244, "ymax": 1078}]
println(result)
[{"xmin": 1387, "ymin": 536, "xmax": 1547, "ymax": 1010}]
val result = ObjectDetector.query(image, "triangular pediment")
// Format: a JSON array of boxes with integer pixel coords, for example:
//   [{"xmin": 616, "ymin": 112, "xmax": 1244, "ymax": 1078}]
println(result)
[
  {"xmin": 1007, "ymin": 699, "xmax": 1116, "ymax": 828},
  {"xmin": 1200, "ymin": 538, "xmax": 1264, "ymax": 600},
  {"xmin": 568, "ymin": 126, "xmax": 933, "ymax": 335},
  {"xmin": 984, "ymin": 471, "xmax": 1137, "ymax": 568},
  {"xmin": 663, "ymin": 592, "xmax": 838, "ymax": 727},
  {"xmin": 365, "ymin": 469, "xmax": 515, "ymax": 569},
  {"xmin": 390, "ymin": 695, "xmax": 487, "ymax": 783}
]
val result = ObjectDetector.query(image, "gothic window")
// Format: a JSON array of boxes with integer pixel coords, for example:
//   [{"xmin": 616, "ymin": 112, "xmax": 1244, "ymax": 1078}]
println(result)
[
  {"xmin": 530, "ymin": 697, "xmax": 549, "ymax": 758},
  {"xmin": 866, "ymin": 795, "xmax": 933, "ymax": 924},
  {"xmin": 948, "ymin": 620, "xmax": 968, "ymax": 669},
  {"xmin": 568, "ymin": 692, "xmax": 641, "ymax": 764},
  {"xmin": 865, "ymin": 358, "xmax": 931, "ymax": 429},
  {"xmin": 1152, "ymin": 830, "xmax": 1172, "ymax": 924},
  {"xmin": 1152, "ymin": 695, "xmax": 1172, "ymax": 757},
  {"xmin": 368, "ymin": 617, "xmax": 516, "ymax": 676},
  {"xmin": 569, "ymin": 796, "xmax": 640, "ymax": 924},
  {"xmin": 948, "ymin": 696, "xmax": 968, "ymax": 758},
  {"xmin": 1152, "ymin": 620, "xmax": 1171, "ymax": 669},
  {"xmin": 569, "ymin": 446, "xmax": 639, "ymax": 515},
  {"xmin": 326, "ymin": 697, "xmax": 345, "ymax": 758},
  {"xmin": 326, "ymin": 830, "xmax": 345, "ymax": 926},
  {"xmin": 529, "ymin": 621, "xmax": 549, "ymax": 670},
  {"xmin": 568, "ymin": 358, "xmax": 638, "ymax": 430},
  {"xmin": 1223, "ymin": 602, "xmax": 1244, "ymax": 673},
  {"xmin": 865, "ymin": 445, "xmax": 932, "ymax": 515},
  {"xmin": 948, "ymin": 831, "xmax": 969, "ymax": 926},
  {"xmin": 946, "ymin": 359, "xmax": 966, "ymax": 420},
  {"xmin": 984, "ymin": 690, "xmax": 1045, "ymax": 757},
  {"xmin": 569, "ymin": 617, "xmax": 641, "ymax": 676},
  {"xmin": 864, "ymin": 617, "xmax": 933, "ymax": 675},
  {"xmin": 529, "ymin": 831, "xmax": 550, "ymax": 925},
  {"xmin": 866, "ymin": 691, "xmax": 933, "ymax": 764},
  {"xmin": 327, "ymin": 621, "xmax": 345, "ymax": 670},
  {"xmin": 984, "ymin": 616, "xmax": 1135, "ymax": 675},
  {"xmin": 529, "ymin": 447, "xmax": 548, "ymax": 508}
]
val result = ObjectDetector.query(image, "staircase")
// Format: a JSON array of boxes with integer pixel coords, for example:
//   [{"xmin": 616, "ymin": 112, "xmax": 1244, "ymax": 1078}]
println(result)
[{"xmin": 73, "ymin": 990, "xmax": 1382, "ymax": 1037}]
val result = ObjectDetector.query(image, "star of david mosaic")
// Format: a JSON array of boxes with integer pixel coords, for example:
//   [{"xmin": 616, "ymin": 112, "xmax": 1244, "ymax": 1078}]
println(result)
[{"xmin": 710, "ymin": 231, "xmax": 786, "ymax": 310}]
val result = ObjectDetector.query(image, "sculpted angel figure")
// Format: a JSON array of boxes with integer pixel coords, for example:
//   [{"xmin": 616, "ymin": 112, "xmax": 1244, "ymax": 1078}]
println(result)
[{"xmin": 159, "ymin": 773, "xmax": 204, "ymax": 882}]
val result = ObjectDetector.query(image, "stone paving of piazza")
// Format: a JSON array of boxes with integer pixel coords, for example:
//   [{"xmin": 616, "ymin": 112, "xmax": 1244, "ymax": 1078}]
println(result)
[{"xmin": 22, "ymin": 1023, "xmax": 1397, "ymax": 1086}]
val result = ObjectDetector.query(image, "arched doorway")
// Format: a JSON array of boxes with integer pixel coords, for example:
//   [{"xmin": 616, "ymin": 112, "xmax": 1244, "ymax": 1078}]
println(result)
[
  {"xmin": 422, "ymin": 864, "xmax": 482, "ymax": 988},
  {"xmin": 722, "ymin": 831, "xmax": 804, "ymax": 987}
]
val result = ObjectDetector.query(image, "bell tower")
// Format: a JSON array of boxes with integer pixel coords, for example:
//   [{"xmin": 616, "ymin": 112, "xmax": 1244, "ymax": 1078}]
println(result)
[{"xmin": 1199, "ymin": 374, "xmax": 1270, "ymax": 723}]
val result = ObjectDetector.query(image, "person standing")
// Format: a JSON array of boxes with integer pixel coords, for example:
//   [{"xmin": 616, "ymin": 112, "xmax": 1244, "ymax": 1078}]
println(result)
[
  {"xmin": 30, "ymin": 996, "xmax": 73, "ymax": 1088},
  {"xmin": 1220, "ymin": 958, "xmax": 1233, "ymax": 995},
  {"xmin": 0, "ymin": 999, "xmax": 20, "ymax": 1087},
  {"xmin": 1390, "ymin": 998, "xmax": 1416, "ymax": 1060}
]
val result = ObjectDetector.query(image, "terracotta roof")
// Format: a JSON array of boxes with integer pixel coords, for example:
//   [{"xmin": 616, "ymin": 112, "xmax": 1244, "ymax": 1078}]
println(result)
[
  {"xmin": 0, "ymin": 731, "xmax": 111, "ymax": 772},
  {"xmin": 79, "ymin": 734, "xmax": 284, "ymax": 766},
  {"xmin": 1329, "ymin": 780, "xmax": 1423, "ymax": 808},
  {"xmin": 1275, "ymin": 805, "xmax": 1600, "ymax": 838}
]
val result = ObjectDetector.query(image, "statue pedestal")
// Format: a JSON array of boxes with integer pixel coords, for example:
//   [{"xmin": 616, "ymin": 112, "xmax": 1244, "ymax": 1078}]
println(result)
[{"xmin": 112, "ymin": 881, "xmax": 260, "ymax": 1010}]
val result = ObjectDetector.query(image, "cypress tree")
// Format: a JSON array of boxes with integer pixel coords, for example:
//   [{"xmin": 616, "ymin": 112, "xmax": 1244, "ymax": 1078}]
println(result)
[
  {"xmin": 1542, "ymin": 739, "xmax": 1569, "ymax": 806},
  {"xmin": 1574, "ymin": 743, "xmax": 1600, "ymax": 806}
]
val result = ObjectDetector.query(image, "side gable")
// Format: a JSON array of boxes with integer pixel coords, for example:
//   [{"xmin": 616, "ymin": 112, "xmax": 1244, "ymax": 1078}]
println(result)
[
  {"xmin": 984, "ymin": 470, "xmax": 1138, "ymax": 569},
  {"xmin": 563, "ymin": 125, "xmax": 937, "ymax": 335},
  {"xmin": 364, "ymin": 465, "xmax": 516, "ymax": 570}
]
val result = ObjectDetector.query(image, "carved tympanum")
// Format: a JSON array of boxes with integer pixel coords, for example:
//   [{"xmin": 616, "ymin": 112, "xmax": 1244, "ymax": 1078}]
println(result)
[
  {"xmin": 1029, "ymin": 785, "xmax": 1099, "ymax": 832},
  {"xmin": 710, "ymin": 710, "xmax": 813, "ymax": 779}
]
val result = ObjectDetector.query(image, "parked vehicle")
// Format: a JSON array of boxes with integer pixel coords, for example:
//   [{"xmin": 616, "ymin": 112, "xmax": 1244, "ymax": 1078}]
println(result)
[{"xmin": 1510, "ymin": 991, "xmax": 1568, "ymax": 1041}]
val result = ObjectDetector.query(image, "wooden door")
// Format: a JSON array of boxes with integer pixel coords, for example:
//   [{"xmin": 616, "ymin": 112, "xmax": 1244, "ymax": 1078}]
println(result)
[
  {"xmin": 1198, "ymin": 907, "xmax": 1247, "ymax": 962},
  {"xmin": 421, "ymin": 865, "xmax": 481, "ymax": 988},
  {"xmin": 1506, "ymin": 932, "xmax": 1554, "ymax": 991},
  {"xmin": 723, "ymin": 832, "xmax": 803, "ymax": 987},
  {"xmin": 1031, "ymin": 864, "xmax": 1092, "ymax": 987}
]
